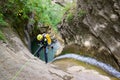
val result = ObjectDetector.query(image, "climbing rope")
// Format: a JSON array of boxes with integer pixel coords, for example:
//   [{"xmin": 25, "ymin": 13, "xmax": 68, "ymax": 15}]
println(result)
[{"xmin": 11, "ymin": 45, "xmax": 43, "ymax": 80}]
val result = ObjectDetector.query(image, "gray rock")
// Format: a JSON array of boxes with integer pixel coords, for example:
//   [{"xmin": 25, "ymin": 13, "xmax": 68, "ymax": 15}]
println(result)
[
  {"xmin": 110, "ymin": 14, "xmax": 118, "ymax": 21},
  {"xmin": 58, "ymin": 0, "xmax": 120, "ymax": 71},
  {"xmin": 0, "ymin": 27, "xmax": 72, "ymax": 80}
]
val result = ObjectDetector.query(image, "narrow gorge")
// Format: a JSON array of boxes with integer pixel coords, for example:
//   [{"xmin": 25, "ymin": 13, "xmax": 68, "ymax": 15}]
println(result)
[{"xmin": 0, "ymin": 0, "xmax": 120, "ymax": 80}]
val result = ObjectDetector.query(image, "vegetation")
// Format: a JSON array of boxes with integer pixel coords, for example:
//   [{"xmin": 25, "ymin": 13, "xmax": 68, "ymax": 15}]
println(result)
[
  {"xmin": 78, "ymin": 10, "xmax": 86, "ymax": 17},
  {"xmin": 25, "ymin": 0, "xmax": 65, "ymax": 31},
  {"xmin": 65, "ymin": 2, "xmax": 76, "ymax": 23},
  {"xmin": 0, "ymin": 30, "xmax": 6, "ymax": 41},
  {"xmin": 0, "ymin": 13, "xmax": 8, "ymax": 40},
  {"xmin": 0, "ymin": 0, "xmax": 76, "ymax": 40},
  {"xmin": 66, "ymin": 13, "xmax": 74, "ymax": 23},
  {"xmin": 0, "ymin": 13, "xmax": 8, "ymax": 26},
  {"xmin": 0, "ymin": 0, "xmax": 66, "ymax": 30}
]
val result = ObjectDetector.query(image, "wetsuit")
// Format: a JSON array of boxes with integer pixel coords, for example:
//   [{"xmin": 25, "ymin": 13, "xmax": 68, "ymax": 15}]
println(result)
[{"xmin": 36, "ymin": 36, "xmax": 48, "ymax": 63}]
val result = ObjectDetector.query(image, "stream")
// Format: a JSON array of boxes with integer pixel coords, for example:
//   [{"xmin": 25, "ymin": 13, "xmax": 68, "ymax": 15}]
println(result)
[{"xmin": 31, "ymin": 41, "xmax": 120, "ymax": 79}]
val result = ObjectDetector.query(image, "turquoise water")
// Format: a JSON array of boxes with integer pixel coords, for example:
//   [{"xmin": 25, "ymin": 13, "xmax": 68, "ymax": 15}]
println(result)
[{"xmin": 31, "ymin": 40, "xmax": 60, "ymax": 62}]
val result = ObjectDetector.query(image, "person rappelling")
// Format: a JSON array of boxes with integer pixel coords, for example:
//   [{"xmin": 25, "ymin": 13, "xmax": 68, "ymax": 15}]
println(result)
[{"xmin": 36, "ymin": 33, "xmax": 52, "ymax": 63}]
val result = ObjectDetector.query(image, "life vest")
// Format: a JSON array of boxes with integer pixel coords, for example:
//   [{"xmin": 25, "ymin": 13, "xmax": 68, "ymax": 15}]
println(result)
[{"xmin": 45, "ymin": 34, "xmax": 51, "ymax": 45}]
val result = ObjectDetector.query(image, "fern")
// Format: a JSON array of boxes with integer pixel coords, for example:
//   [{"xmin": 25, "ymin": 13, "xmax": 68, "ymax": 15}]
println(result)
[
  {"xmin": 0, "ymin": 0, "xmax": 75, "ymax": 33},
  {"xmin": 0, "ymin": 30, "xmax": 5, "ymax": 41},
  {"xmin": 0, "ymin": 13, "xmax": 8, "ymax": 26}
]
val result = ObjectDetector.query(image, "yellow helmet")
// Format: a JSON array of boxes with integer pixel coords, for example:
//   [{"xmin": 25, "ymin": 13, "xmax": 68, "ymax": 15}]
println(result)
[{"xmin": 37, "ymin": 34, "xmax": 43, "ymax": 41}]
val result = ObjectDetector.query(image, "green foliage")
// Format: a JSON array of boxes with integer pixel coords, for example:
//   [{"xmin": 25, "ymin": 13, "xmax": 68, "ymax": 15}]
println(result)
[
  {"xmin": 0, "ymin": 30, "xmax": 5, "ymax": 41},
  {"xmin": 0, "ymin": 13, "xmax": 7, "ymax": 41},
  {"xmin": 78, "ymin": 10, "xmax": 86, "ymax": 17},
  {"xmin": 64, "ymin": 2, "xmax": 76, "ymax": 11},
  {"xmin": 0, "ymin": 0, "xmax": 76, "ymax": 34},
  {"xmin": 24, "ymin": 0, "xmax": 64, "ymax": 31},
  {"xmin": 64, "ymin": 2, "xmax": 76, "ymax": 24},
  {"xmin": 67, "ymin": 13, "xmax": 74, "ymax": 23},
  {"xmin": 0, "ymin": 13, "xmax": 8, "ymax": 26}
]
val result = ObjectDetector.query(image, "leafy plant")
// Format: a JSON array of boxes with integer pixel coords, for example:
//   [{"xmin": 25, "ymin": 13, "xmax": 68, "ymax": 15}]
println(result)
[
  {"xmin": 63, "ymin": 1, "xmax": 77, "ymax": 24},
  {"xmin": 0, "ymin": 13, "xmax": 8, "ymax": 26},
  {"xmin": 64, "ymin": 1, "xmax": 76, "ymax": 11},
  {"xmin": 78, "ymin": 10, "xmax": 86, "ymax": 17},
  {"xmin": 0, "ymin": 0, "xmax": 76, "ymax": 34},
  {"xmin": 67, "ymin": 13, "xmax": 74, "ymax": 23},
  {"xmin": 0, "ymin": 13, "xmax": 7, "ymax": 41},
  {"xmin": 24, "ymin": 0, "xmax": 65, "ymax": 31},
  {"xmin": 0, "ymin": 30, "xmax": 5, "ymax": 41}
]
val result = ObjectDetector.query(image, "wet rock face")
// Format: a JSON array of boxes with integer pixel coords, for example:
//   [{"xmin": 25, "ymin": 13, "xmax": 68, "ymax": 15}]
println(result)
[
  {"xmin": 0, "ymin": 27, "xmax": 72, "ymax": 80},
  {"xmin": 58, "ymin": 0, "xmax": 120, "ymax": 71}
]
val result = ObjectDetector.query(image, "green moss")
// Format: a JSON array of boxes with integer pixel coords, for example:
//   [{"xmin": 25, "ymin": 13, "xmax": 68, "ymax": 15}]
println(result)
[
  {"xmin": 78, "ymin": 10, "xmax": 86, "ymax": 17},
  {"xmin": 0, "ymin": 30, "xmax": 6, "ymax": 41},
  {"xmin": 66, "ymin": 13, "xmax": 74, "ymax": 23},
  {"xmin": 0, "ymin": 13, "xmax": 8, "ymax": 26},
  {"xmin": 0, "ymin": 13, "xmax": 7, "ymax": 41}
]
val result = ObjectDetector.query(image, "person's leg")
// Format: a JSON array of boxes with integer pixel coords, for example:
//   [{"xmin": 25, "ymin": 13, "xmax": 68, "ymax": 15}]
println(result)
[
  {"xmin": 35, "ymin": 46, "xmax": 44, "ymax": 57},
  {"xmin": 44, "ymin": 46, "xmax": 48, "ymax": 63}
]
